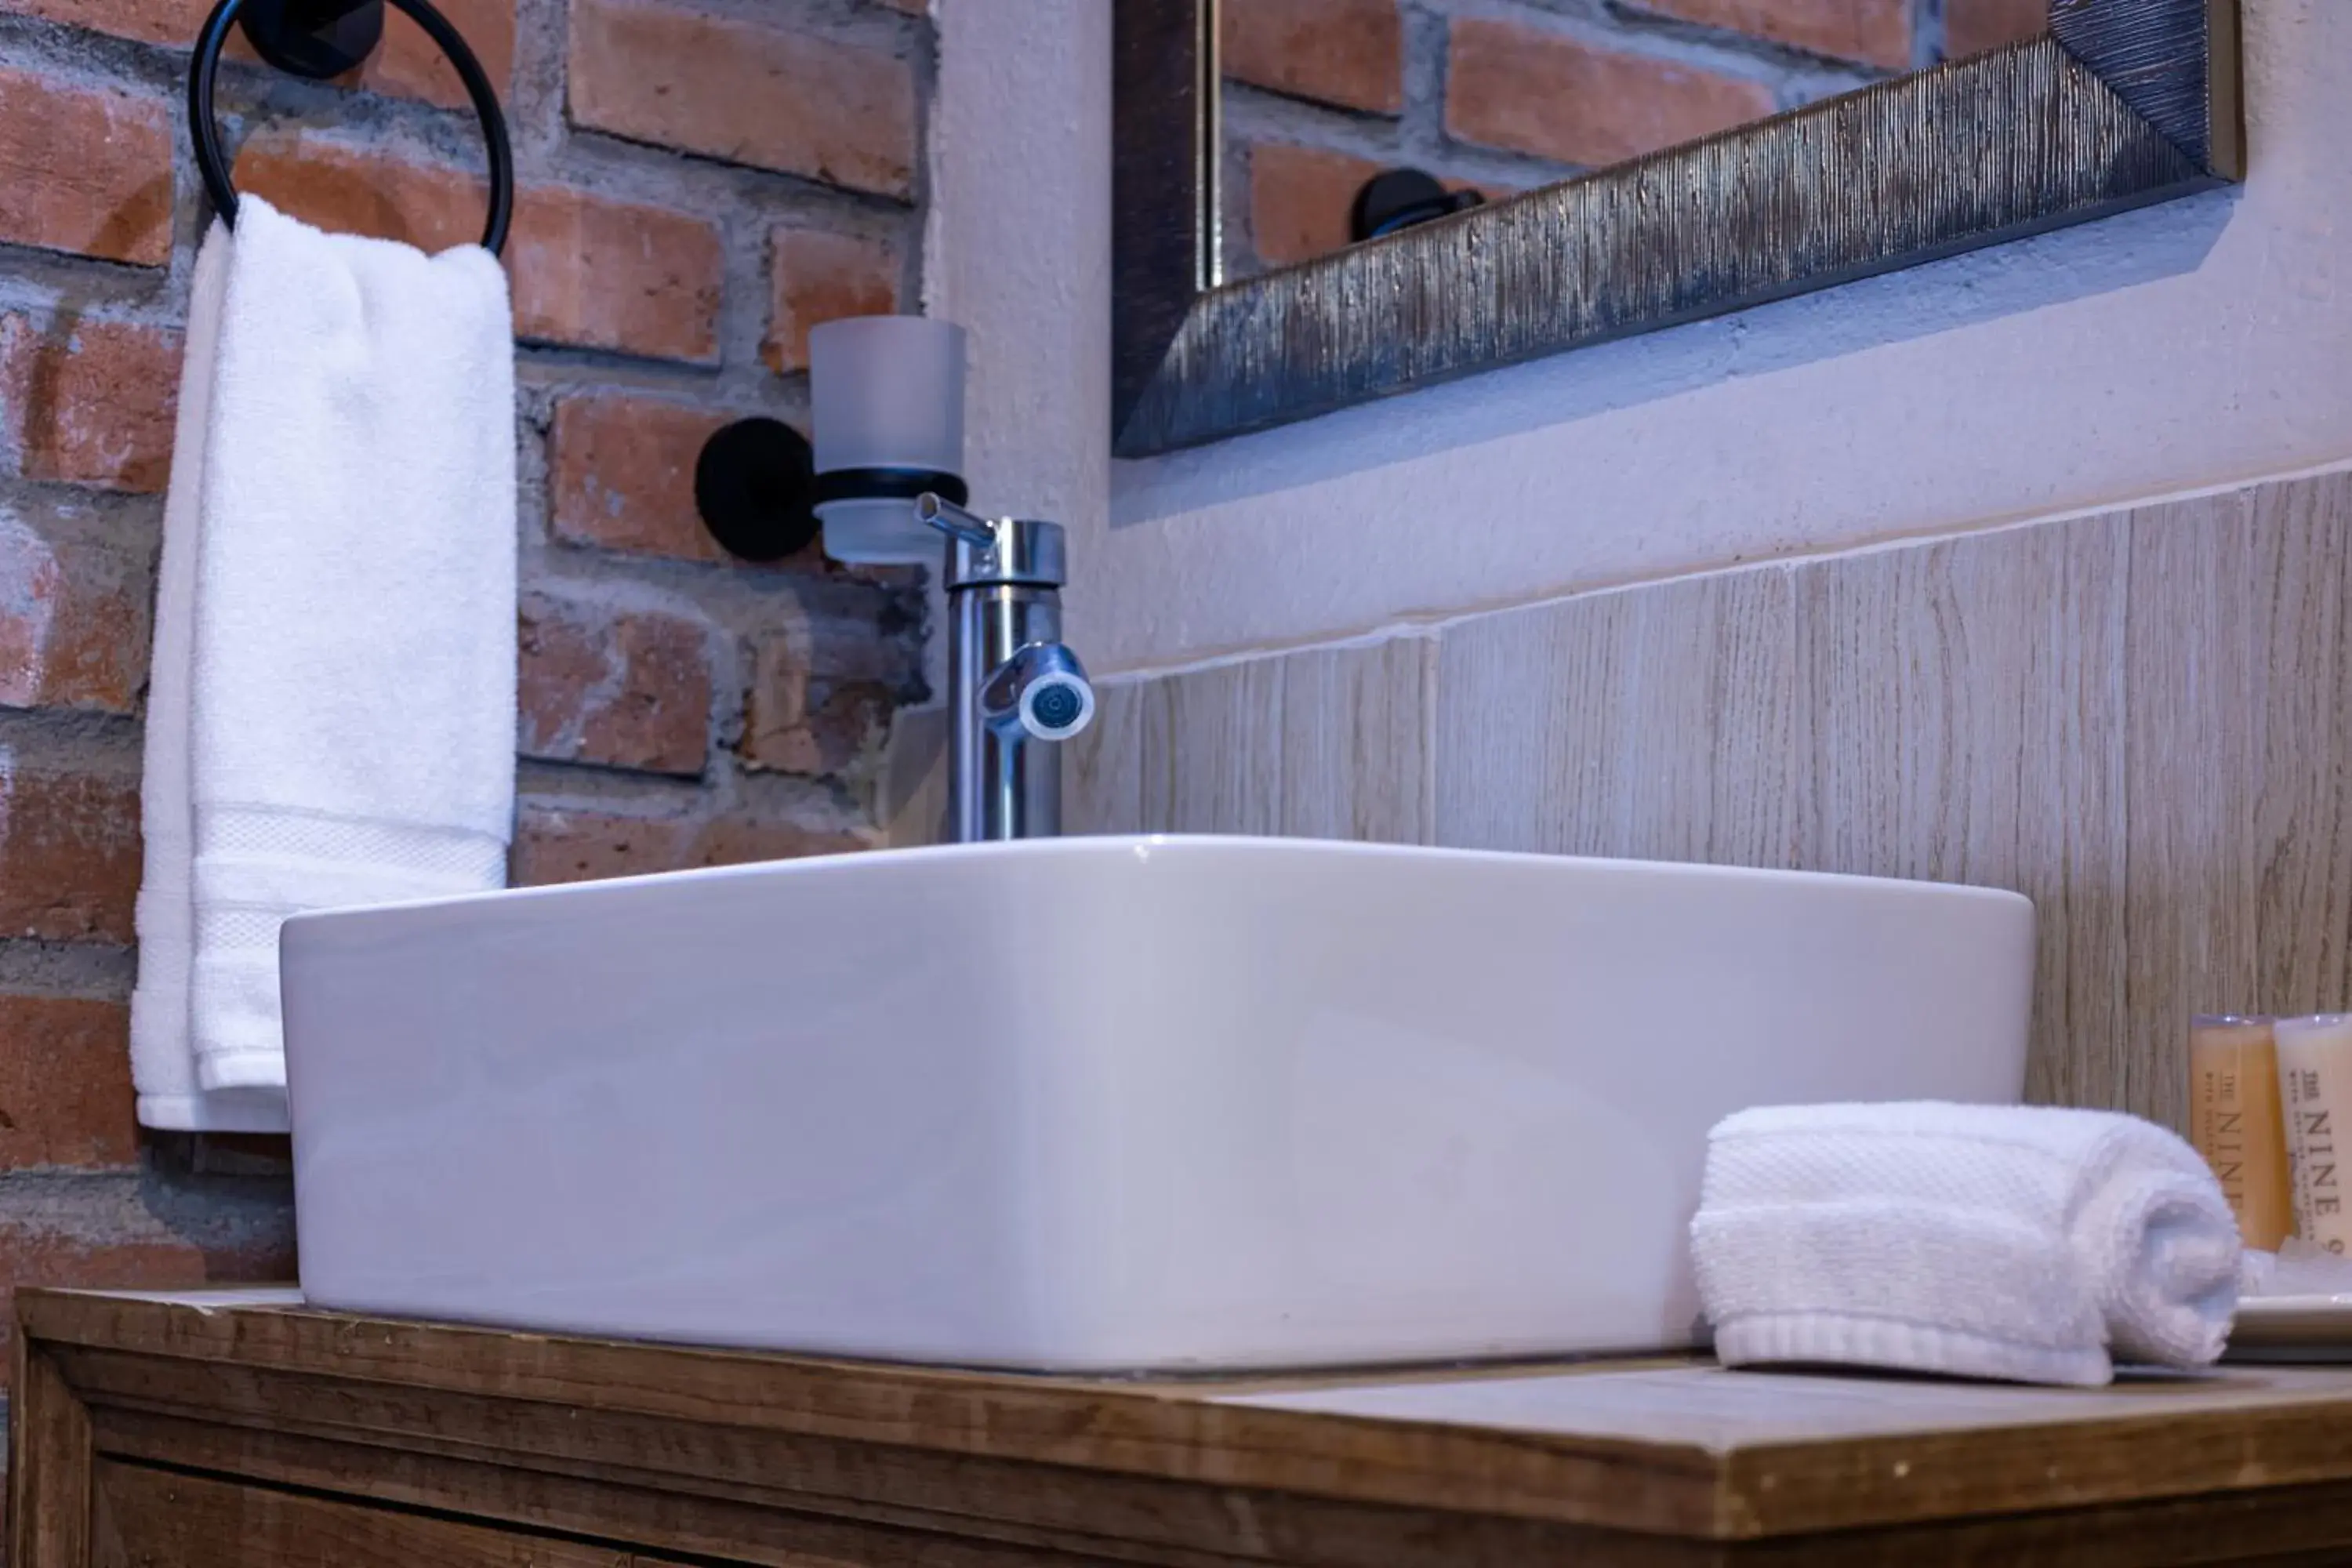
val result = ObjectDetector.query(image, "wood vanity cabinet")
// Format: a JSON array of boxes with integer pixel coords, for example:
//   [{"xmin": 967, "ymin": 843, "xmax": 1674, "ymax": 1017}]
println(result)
[{"xmin": 16, "ymin": 1289, "xmax": 2352, "ymax": 1567}]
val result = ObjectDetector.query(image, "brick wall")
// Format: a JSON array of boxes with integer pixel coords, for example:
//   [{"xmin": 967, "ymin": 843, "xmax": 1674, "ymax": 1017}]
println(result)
[
  {"xmin": 1224, "ymin": 0, "xmax": 2053, "ymax": 273},
  {"xmin": 0, "ymin": 0, "xmax": 931, "ymax": 1433}
]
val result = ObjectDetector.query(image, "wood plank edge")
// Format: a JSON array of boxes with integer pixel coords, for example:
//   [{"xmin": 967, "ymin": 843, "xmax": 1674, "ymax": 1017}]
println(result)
[{"xmin": 25, "ymin": 1298, "xmax": 1733, "ymax": 1538}]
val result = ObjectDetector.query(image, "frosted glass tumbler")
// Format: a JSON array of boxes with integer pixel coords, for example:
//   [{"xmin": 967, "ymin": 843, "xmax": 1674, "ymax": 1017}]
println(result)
[{"xmin": 810, "ymin": 316, "xmax": 967, "ymax": 564}]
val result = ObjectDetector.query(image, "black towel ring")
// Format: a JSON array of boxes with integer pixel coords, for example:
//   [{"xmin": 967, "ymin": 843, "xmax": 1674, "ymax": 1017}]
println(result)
[{"xmin": 188, "ymin": 0, "xmax": 514, "ymax": 255}]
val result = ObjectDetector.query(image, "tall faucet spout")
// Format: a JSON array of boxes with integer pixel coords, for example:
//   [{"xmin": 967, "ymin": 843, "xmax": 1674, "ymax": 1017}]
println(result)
[{"xmin": 931, "ymin": 494, "xmax": 1084, "ymax": 843}]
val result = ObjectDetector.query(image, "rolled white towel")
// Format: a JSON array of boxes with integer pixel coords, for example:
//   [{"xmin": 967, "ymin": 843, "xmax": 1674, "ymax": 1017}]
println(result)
[{"xmin": 1690, "ymin": 1102, "xmax": 2239, "ymax": 1387}]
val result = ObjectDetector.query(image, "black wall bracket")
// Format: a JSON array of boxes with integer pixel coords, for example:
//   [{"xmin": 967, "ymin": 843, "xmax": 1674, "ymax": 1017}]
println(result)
[
  {"xmin": 695, "ymin": 419, "xmax": 822, "ymax": 564},
  {"xmin": 240, "ymin": 0, "xmax": 384, "ymax": 77}
]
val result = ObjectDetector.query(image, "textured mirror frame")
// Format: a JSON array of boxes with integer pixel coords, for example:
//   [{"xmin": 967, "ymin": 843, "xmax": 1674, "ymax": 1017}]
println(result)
[{"xmin": 1112, "ymin": 0, "xmax": 2244, "ymax": 458}]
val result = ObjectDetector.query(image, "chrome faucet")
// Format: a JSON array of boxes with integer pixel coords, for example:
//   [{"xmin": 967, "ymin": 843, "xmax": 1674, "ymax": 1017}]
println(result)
[{"xmin": 916, "ymin": 494, "xmax": 1094, "ymax": 842}]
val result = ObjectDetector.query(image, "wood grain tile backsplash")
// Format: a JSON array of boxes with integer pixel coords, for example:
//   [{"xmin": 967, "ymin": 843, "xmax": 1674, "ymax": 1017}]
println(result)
[
  {"xmin": 1075, "ymin": 637, "xmax": 1433, "ymax": 844},
  {"xmin": 1070, "ymin": 470, "xmax": 2352, "ymax": 1128}
]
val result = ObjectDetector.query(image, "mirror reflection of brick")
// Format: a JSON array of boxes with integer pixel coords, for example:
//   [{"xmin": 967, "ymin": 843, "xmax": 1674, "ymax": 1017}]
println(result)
[
  {"xmin": 1444, "ymin": 18, "xmax": 1778, "ymax": 169},
  {"xmin": 1247, "ymin": 143, "xmax": 1493, "ymax": 271},
  {"xmin": 1216, "ymin": 0, "xmax": 2055, "ymax": 278},
  {"xmin": 1246, "ymin": 143, "xmax": 1385, "ymax": 270},
  {"xmin": 1628, "ymin": 0, "xmax": 1912, "ymax": 71},
  {"xmin": 1947, "ymin": 0, "xmax": 2053, "ymax": 56},
  {"xmin": 1220, "ymin": 0, "xmax": 1403, "ymax": 114}
]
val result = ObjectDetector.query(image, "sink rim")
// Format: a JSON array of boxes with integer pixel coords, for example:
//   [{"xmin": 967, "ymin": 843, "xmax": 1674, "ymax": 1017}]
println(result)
[{"xmin": 281, "ymin": 832, "xmax": 2033, "ymax": 938}]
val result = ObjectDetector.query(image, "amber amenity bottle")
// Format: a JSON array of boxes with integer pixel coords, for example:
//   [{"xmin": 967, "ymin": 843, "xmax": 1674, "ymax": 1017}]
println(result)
[{"xmin": 2190, "ymin": 1015, "xmax": 2296, "ymax": 1250}]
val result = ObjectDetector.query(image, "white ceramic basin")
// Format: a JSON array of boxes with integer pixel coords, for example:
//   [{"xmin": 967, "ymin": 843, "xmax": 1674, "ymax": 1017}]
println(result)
[{"xmin": 280, "ymin": 836, "xmax": 2034, "ymax": 1371}]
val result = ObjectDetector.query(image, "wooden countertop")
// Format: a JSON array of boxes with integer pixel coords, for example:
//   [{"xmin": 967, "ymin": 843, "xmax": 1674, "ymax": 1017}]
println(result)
[{"xmin": 19, "ymin": 1287, "xmax": 2352, "ymax": 1564}]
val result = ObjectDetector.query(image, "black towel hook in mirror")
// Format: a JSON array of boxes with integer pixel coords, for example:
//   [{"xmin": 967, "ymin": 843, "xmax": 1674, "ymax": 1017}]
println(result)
[
  {"xmin": 188, "ymin": 0, "xmax": 514, "ymax": 255},
  {"xmin": 1348, "ymin": 169, "xmax": 1483, "ymax": 245}
]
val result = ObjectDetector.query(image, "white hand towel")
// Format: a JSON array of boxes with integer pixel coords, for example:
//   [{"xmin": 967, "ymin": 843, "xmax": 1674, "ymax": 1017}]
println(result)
[
  {"xmin": 130, "ymin": 223, "xmax": 274, "ymax": 1131},
  {"xmin": 1690, "ymin": 1102, "xmax": 2240, "ymax": 1387},
  {"xmin": 131, "ymin": 198, "xmax": 516, "ymax": 1127}
]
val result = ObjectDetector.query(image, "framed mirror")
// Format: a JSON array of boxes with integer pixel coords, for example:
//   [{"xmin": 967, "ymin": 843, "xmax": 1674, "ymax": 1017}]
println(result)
[{"xmin": 1112, "ymin": 0, "xmax": 2243, "ymax": 457}]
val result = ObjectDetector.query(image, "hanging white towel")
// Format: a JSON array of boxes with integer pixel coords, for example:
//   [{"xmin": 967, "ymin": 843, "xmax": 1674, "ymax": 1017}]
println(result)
[
  {"xmin": 132, "ymin": 197, "xmax": 517, "ymax": 1129},
  {"xmin": 1690, "ymin": 1102, "xmax": 2241, "ymax": 1387}
]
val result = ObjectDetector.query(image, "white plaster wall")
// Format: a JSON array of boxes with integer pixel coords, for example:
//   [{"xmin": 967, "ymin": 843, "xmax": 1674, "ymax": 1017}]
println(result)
[
  {"xmin": 880, "ymin": 0, "xmax": 1109, "ymax": 844},
  {"xmin": 924, "ymin": 0, "xmax": 1111, "ymax": 557},
  {"xmin": 934, "ymin": 0, "xmax": 2350, "ymax": 677}
]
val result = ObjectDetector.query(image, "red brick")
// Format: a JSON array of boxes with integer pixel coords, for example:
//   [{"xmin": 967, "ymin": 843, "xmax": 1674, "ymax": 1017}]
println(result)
[
  {"xmin": 1247, "ymin": 146, "xmax": 1495, "ymax": 269},
  {"xmin": 0, "ymin": 996, "xmax": 137, "ymax": 1168},
  {"xmin": 1222, "ymin": 0, "xmax": 1403, "ymax": 114},
  {"xmin": 511, "ymin": 187, "xmax": 722, "ymax": 364},
  {"xmin": 518, "ymin": 593, "xmax": 713, "ymax": 778},
  {"xmin": 236, "ymin": 132, "xmax": 487, "ymax": 251},
  {"xmin": 0, "ymin": 1207, "xmax": 294, "ymax": 1380},
  {"xmin": 1247, "ymin": 143, "xmax": 1383, "ymax": 270},
  {"xmin": 568, "ymin": 0, "xmax": 916, "ymax": 199},
  {"xmin": 690, "ymin": 812, "xmax": 869, "ymax": 872},
  {"xmin": 239, "ymin": 135, "xmax": 722, "ymax": 361},
  {"xmin": 0, "ymin": 508, "xmax": 151, "ymax": 714},
  {"xmin": 0, "ymin": 0, "xmax": 194, "ymax": 44},
  {"xmin": 1947, "ymin": 0, "xmax": 2049, "ymax": 56},
  {"xmin": 1632, "ymin": 0, "xmax": 1910, "ymax": 70},
  {"xmin": 0, "ymin": 764, "xmax": 139, "ymax": 943},
  {"xmin": 547, "ymin": 395, "xmax": 733, "ymax": 565},
  {"xmin": 0, "ymin": 314, "xmax": 179, "ymax": 494},
  {"xmin": 510, "ymin": 804, "xmax": 868, "ymax": 886},
  {"xmin": 764, "ymin": 228, "xmax": 897, "ymax": 376},
  {"xmin": 741, "ymin": 619, "xmax": 923, "ymax": 777},
  {"xmin": 0, "ymin": 67, "xmax": 171, "ymax": 265},
  {"xmin": 1446, "ymin": 20, "xmax": 1777, "ymax": 168},
  {"xmin": 351, "ymin": 0, "xmax": 517, "ymax": 110},
  {"xmin": 511, "ymin": 807, "xmax": 688, "ymax": 884},
  {"xmin": 0, "ymin": 0, "xmax": 513, "ymax": 107}
]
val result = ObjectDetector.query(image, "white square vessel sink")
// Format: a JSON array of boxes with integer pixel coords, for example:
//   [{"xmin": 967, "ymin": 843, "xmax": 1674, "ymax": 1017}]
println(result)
[{"xmin": 281, "ymin": 836, "xmax": 2034, "ymax": 1371}]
